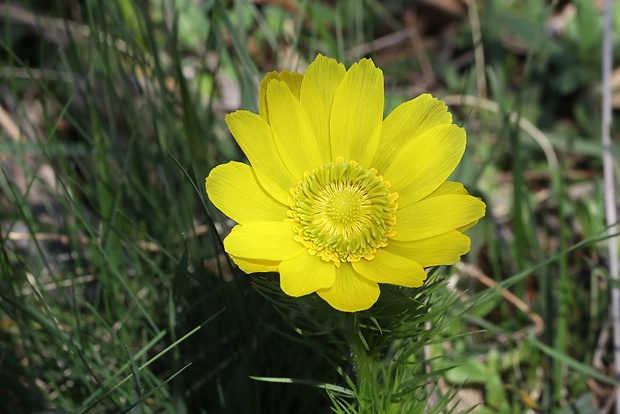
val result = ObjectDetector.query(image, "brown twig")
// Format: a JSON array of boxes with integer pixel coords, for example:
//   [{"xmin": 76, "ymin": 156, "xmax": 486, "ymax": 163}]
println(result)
[
  {"xmin": 0, "ymin": 103, "xmax": 21, "ymax": 141},
  {"xmin": 455, "ymin": 262, "xmax": 545, "ymax": 339}
]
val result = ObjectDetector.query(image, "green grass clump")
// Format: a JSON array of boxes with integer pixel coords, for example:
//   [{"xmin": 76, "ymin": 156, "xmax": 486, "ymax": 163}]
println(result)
[{"xmin": 1, "ymin": 0, "xmax": 618, "ymax": 413}]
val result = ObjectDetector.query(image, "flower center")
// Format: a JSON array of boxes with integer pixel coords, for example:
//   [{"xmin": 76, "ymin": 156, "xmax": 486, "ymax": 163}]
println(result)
[{"xmin": 287, "ymin": 158, "xmax": 398, "ymax": 266}]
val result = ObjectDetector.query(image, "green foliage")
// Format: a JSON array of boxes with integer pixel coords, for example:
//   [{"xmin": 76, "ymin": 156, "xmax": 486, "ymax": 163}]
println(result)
[{"xmin": 1, "ymin": 0, "xmax": 617, "ymax": 412}]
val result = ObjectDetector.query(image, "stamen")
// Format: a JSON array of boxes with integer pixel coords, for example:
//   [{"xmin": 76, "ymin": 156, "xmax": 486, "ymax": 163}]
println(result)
[{"xmin": 288, "ymin": 158, "xmax": 398, "ymax": 266}]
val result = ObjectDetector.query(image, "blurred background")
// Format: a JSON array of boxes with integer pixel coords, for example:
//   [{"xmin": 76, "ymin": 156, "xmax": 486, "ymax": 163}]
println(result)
[{"xmin": 1, "ymin": 0, "xmax": 620, "ymax": 412}]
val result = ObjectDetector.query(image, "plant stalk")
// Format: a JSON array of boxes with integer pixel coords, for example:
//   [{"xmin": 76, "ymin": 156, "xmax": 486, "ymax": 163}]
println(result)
[{"xmin": 601, "ymin": 0, "xmax": 618, "ymax": 411}]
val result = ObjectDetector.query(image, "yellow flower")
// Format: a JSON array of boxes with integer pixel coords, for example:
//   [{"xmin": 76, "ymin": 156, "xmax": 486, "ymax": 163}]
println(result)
[{"xmin": 206, "ymin": 54, "xmax": 486, "ymax": 312}]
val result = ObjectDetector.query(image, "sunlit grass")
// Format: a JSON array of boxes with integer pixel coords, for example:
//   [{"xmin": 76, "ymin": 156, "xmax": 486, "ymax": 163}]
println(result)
[{"xmin": 1, "ymin": 0, "xmax": 618, "ymax": 413}]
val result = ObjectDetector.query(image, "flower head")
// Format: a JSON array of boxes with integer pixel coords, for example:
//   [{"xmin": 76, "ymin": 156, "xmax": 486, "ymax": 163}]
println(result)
[{"xmin": 206, "ymin": 54, "xmax": 486, "ymax": 312}]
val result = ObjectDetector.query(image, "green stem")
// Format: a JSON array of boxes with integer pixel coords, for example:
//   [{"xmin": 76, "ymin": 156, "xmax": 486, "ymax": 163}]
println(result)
[
  {"xmin": 348, "ymin": 329, "xmax": 373, "ymax": 409},
  {"xmin": 553, "ymin": 167, "xmax": 569, "ymax": 406}
]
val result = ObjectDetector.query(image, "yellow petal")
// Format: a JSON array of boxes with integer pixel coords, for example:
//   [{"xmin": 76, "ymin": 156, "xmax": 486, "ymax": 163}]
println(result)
[
  {"xmin": 352, "ymin": 249, "xmax": 426, "ymax": 288},
  {"xmin": 384, "ymin": 124, "xmax": 466, "ymax": 208},
  {"xmin": 316, "ymin": 263, "xmax": 380, "ymax": 312},
  {"xmin": 423, "ymin": 182, "xmax": 479, "ymax": 232},
  {"xmin": 372, "ymin": 94, "xmax": 452, "ymax": 172},
  {"xmin": 226, "ymin": 110, "xmax": 296, "ymax": 204},
  {"xmin": 259, "ymin": 70, "xmax": 303, "ymax": 122},
  {"xmin": 330, "ymin": 58, "xmax": 384, "ymax": 166},
  {"xmin": 392, "ymin": 195, "xmax": 486, "ymax": 241},
  {"xmin": 206, "ymin": 161, "xmax": 288, "ymax": 224},
  {"xmin": 279, "ymin": 252, "xmax": 336, "ymax": 297},
  {"xmin": 231, "ymin": 255, "xmax": 280, "ymax": 273},
  {"xmin": 423, "ymin": 181, "xmax": 468, "ymax": 198},
  {"xmin": 458, "ymin": 220, "xmax": 479, "ymax": 232},
  {"xmin": 300, "ymin": 54, "xmax": 346, "ymax": 163},
  {"xmin": 267, "ymin": 80, "xmax": 324, "ymax": 179},
  {"xmin": 223, "ymin": 222, "xmax": 304, "ymax": 261},
  {"xmin": 385, "ymin": 231, "xmax": 471, "ymax": 267}
]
